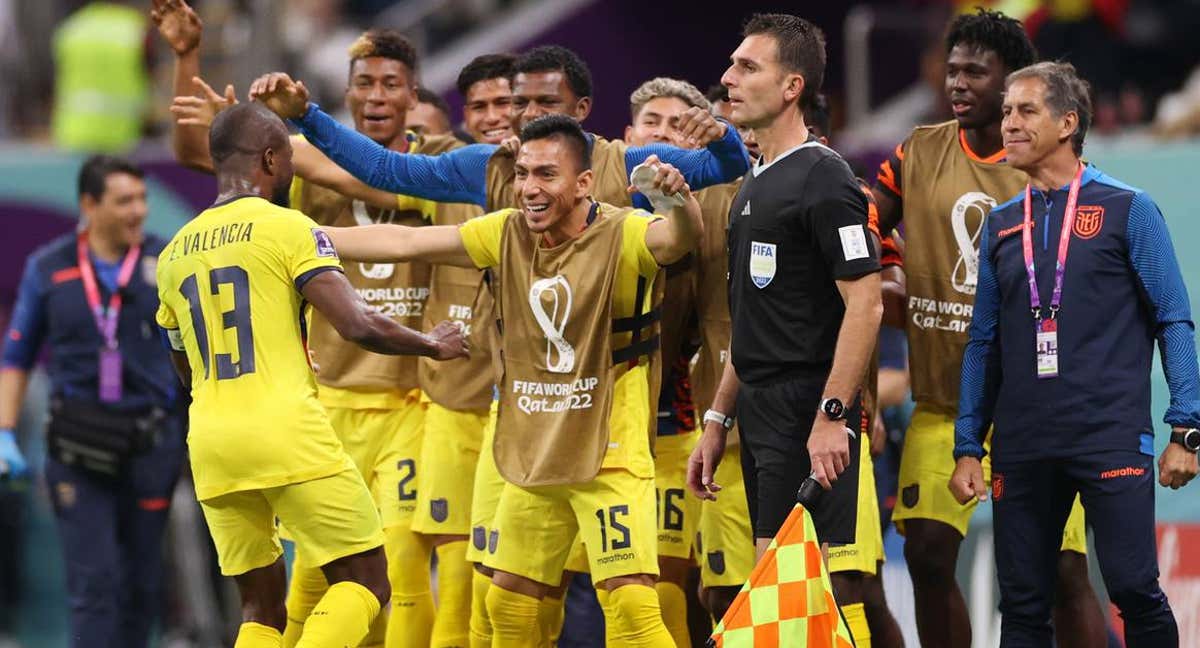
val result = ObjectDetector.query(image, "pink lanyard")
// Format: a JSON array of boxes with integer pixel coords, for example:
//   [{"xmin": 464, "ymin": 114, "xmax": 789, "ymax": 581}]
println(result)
[
  {"xmin": 1021, "ymin": 163, "xmax": 1084, "ymax": 323},
  {"xmin": 76, "ymin": 233, "xmax": 141, "ymax": 349}
]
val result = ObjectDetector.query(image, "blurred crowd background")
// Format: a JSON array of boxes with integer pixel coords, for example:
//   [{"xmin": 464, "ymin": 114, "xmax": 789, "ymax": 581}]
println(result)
[{"xmin": 3, "ymin": 1, "xmax": 1200, "ymax": 647}]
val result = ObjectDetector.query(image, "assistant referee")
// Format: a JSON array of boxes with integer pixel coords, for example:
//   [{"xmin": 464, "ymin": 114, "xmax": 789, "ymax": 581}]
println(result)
[{"xmin": 688, "ymin": 13, "xmax": 882, "ymax": 552}]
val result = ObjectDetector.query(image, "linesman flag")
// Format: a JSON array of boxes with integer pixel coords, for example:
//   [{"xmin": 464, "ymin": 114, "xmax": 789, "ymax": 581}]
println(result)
[{"xmin": 708, "ymin": 480, "xmax": 855, "ymax": 648}]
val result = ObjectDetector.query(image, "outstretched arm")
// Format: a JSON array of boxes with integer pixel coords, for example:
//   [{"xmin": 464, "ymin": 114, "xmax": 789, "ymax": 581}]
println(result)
[
  {"xmin": 626, "ymin": 108, "xmax": 750, "ymax": 191},
  {"xmin": 324, "ymin": 224, "xmax": 476, "ymax": 268},
  {"xmin": 152, "ymin": 0, "xmax": 217, "ymax": 173}
]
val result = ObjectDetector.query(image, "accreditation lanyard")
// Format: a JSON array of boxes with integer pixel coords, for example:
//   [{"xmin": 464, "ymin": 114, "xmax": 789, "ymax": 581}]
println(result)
[
  {"xmin": 77, "ymin": 233, "xmax": 141, "ymax": 402},
  {"xmin": 1021, "ymin": 163, "xmax": 1083, "ymax": 380}
]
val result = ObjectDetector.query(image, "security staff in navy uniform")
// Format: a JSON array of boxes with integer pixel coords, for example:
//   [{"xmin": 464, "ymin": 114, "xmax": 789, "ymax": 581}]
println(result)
[
  {"xmin": 952, "ymin": 62, "xmax": 1200, "ymax": 648},
  {"xmin": 0, "ymin": 155, "xmax": 185, "ymax": 648}
]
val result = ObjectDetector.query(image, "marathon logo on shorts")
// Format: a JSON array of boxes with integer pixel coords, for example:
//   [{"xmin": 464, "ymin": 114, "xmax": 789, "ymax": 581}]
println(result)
[
  {"xmin": 749, "ymin": 241, "xmax": 776, "ymax": 288},
  {"xmin": 430, "ymin": 498, "xmax": 449, "ymax": 523},
  {"xmin": 312, "ymin": 228, "xmax": 338, "ymax": 258},
  {"xmin": 472, "ymin": 526, "xmax": 487, "ymax": 551},
  {"xmin": 992, "ymin": 473, "xmax": 1005, "ymax": 501},
  {"xmin": 707, "ymin": 550, "xmax": 726, "ymax": 575},
  {"xmin": 1100, "ymin": 466, "xmax": 1146, "ymax": 479}
]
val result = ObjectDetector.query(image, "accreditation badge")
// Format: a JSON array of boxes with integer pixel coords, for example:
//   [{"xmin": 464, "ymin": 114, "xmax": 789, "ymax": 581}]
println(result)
[
  {"xmin": 1036, "ymin": 318, "xmax": 1059, "ymax": 379},
  {"xmin": 749, "ymin": 241, "xmax": 777, "ymax": 289}
]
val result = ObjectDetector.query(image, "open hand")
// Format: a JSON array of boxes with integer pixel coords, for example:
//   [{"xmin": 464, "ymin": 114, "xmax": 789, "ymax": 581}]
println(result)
[
  {"xmin": 151, "ymin": 0, "xmax": 202, "ymax": 56},
  {"xmin": 171, "ymin": 76, "xmax": 237, "ymax": 128},
  {"xmin": 248, "ymin": 72, "xmax": 311, "ymax": 120}
]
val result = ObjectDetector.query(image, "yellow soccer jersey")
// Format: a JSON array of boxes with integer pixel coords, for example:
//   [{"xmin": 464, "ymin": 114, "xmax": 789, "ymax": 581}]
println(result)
[
  {"xmin": 458, "ymin": 208, "xmax": 660, "ymax": 477},
  {"xmin": 156, "ymin": 196, "xmax": 349, "ymax": 500}
]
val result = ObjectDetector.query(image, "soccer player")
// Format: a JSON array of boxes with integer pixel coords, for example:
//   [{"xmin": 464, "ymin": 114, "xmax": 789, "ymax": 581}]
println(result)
[
  {"xmin": 688, "ymin": 14, "xmax": 882, "ymax": 648},
  {"xmin": 318, "ymin": 114, "xmax": 702, "ymax": 648},
  {"xmin": 870, "ymin": 11, "xmax": 1104, "ymax": 648},
  {"xmin": 952, "ymin": 61, "xmax": 1197, "ymax": 647},
  {"xmin": 151, "ymin": 3, "xmax": 483, "ymax": 645},
  {"xmin": 456, "ymin": 53, "xmax": 517, "ymax": 144},
  {"xmin": 155, "ymin": 102, "xmax": 467, "ymax": 648},
  {"xmin": 408, "ymin": 88, "xmax": 454, "ymax": 138}
]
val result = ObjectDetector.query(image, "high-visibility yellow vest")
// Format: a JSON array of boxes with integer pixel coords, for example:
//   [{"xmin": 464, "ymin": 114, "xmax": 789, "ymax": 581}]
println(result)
[{"xmin": 51, "ymin": 2, "xmax": 148, "ymax": 152}]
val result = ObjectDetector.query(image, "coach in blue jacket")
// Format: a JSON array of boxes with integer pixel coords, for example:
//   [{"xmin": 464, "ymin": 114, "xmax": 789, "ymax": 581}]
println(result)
[{"xmin": 951, "ymin": 62, "xmax": 1200, "ymax": 647}]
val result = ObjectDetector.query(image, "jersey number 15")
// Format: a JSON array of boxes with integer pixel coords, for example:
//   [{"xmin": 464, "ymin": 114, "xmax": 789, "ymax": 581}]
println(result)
[{"xmin": 179, "ymin": 266, "xmax": 256, "ymax": 380}]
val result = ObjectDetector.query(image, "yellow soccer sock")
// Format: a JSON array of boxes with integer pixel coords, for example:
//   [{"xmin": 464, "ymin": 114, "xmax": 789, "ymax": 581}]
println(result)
[
  {"xmin": 294, "ymin": 581, "xmax": 381, "ymax": 648},
  {"xmin": 469, "ymin": 569, "xmax": 493, "ymax": 648},
  {"xmin": 841, "ymin": 602, "xmax": 872, "ymax": 648},
  {"xmin": 385, "ymin": 525, "xmax": 435, "ymax": 648},
  {"xmin": 537, "ymin": 593, "xmax": 565, "ymax": 647},
  {"xmin": 432, "ymin": 541, "xmax": 473, "ymax": 648},
  {"xmin": 282, "ymin": 562, "xmax": 328, "ymax": 648},
  {"xmin": 485, "ymin": 584, "xmax": 541, "ymax": 648},
  {"xmin": 600, "ymin": 584, "xmax": 675, "ymax": 648},
  {"xmin": 234, "ymin": 622, "xmax": 283, "ymax": 648},
  {"xmin": 655, "ymin": 581, "xmax": 691, "ymax": 648}
]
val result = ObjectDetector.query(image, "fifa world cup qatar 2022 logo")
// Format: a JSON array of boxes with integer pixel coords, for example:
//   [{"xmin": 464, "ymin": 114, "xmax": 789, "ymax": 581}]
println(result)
[
  {"xmin": 951, "ymin": 192, "xmax": 998, "ymax": 295},
  {"xmin": 353, "ymin": 200, "xmax": 396, "ymax": 279},
  {"xmin": 529, "ymin": 275, "xmax": 575, "ymax": 374}
]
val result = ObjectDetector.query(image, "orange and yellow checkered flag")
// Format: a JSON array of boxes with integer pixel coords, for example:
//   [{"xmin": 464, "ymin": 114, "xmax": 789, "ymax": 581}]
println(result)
[{"xmin": 707, "ymin": 503, "xmax": 855, "ymax": 648}]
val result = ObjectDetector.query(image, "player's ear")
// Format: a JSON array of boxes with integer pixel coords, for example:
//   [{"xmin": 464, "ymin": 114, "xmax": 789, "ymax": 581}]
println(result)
[
  {"xmin": 263, "ymin": 147, "xmax": 277, "ymax": 176},
  {"xmin": 576, "ymin": 168, "xmax": 594, "ymax": 200},
  {"xmin": 624, "ymin": 124, "xmax": 634, "ymax": 145},
  {"xmin": 574, "ymin": 96, "xmax": 592, "ymax": 122}
]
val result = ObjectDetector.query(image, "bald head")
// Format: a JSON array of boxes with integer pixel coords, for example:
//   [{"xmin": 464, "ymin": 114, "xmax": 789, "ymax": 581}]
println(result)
[{"xmin": 210, "ymin": 102, "xmax": 295, "ymax": 207}]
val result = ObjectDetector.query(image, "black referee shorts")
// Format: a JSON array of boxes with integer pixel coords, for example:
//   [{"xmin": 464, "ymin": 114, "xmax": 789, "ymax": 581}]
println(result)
[{"xmin": 737, "ymin": 376, "xmax": 862, "ymax": 545}]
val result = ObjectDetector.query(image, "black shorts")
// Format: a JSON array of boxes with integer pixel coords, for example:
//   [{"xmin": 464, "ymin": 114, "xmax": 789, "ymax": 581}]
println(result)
[{"xmin": 737, "ymin": 376, "xmax": 862, "ymax": 544}]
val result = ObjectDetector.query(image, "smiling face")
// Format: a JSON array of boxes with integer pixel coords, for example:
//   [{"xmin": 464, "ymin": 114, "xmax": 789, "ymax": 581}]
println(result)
[
  {"xmin": 345, "ymin": 57, "xmax": 416, "ymax": 145},
  {"xmin": 625, "ymin": 96, "xmax": 692, "ymax": 147},
  {"xmin": 81, "ymin": 172, "xmax": 148, "ymax": 248},
  {"xmin": 511, "ymin": 70, "xmax": 590, "ymax": 131},
  {"xmin": 1002, "ymin": 76, "xmax": 1076, "ymax": 172},
  {"xmin": 945, "ymin": 43, "xmax": 1007, "ymax": 131},
  {"xmin": 463, "ymin": 76, "xmax": 515, "ymax": 144},
  {"xmin": 720, "ymin": 34, "xmax": 802, "ymax": 130},
  {"xmin": 513, "ymin": 136, "xmax": 592, "ymax": 236}
]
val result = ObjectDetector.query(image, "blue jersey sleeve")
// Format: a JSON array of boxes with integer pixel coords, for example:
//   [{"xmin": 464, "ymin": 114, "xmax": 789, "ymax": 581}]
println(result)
[
  {"xmin": 624, "ymin": 120, "xmax": 750, "ymax": 193},
  {"xmin": 294, "ymin": 103, "xmax": 492, "ymax": 206},
  {"xmin": 955, "ymin": 222, "xmax": 1002, "ymax": 458},
  {"xmin": 1126, "ymin": 191, "xmax": 1200, "ymax": 428},
  {"xmin": 2, "ymin": 256, "xmax": 49, "ymax": 370}
]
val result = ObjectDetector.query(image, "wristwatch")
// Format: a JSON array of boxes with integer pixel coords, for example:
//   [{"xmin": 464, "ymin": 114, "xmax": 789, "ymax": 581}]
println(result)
[
  {"xmin": 1170, "ymin": 428, "xmax": 1200, "ymax": 453},
  {"xmin": 703, "ymin": 409, "xmax": 735, "ymax": 431},
  {"xmin": 819, "ymin": 398, "xmax": 846, "ymax": 421}
]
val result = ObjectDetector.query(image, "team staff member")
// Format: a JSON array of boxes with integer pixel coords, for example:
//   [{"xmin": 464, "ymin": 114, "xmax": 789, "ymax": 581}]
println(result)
[
  {"xmin": 156, "ymin": 103, "xmax": 467, "ymax": 648},
  {"xmin": 0, "ymin": 156, "xmax": 184, "ymax": 648},
  {"xmin": 320, "ymin": 115, "xmax": 703, "ymax": 648},
  {"xmin": 689, "ymin": 14, "xmax": 882, "ymax": 647},
  {"xmin": 152, "ymin": 3, "xmax": 475, "ymax": 644},
  {"xmin": 952, "ymin": 61, "xmax": 1198, "ymax": 648},
  {"xmin": 408, "ymin": 88, "xmax": 455, "ymax": 139},
  {"xmin": 456, "ymin": 53, "xmax": 517, "ymax": 144},
  {"xmin": 871, "ymin": 12, "xmax": 1104, "ymax": 648}
]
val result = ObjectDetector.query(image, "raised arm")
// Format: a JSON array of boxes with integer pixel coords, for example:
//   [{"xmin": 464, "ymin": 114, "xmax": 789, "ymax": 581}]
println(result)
[
  {"xmin": 626, "ymin": 108, "xmax": 750, "ymax": 191},
  {"xmin": 324, "ymin": 224, "xmax": 476, "ymax": 268},
  {"xmin": 293, "ymin": 138, "xmax": 414, "ymax": 210},
  {"xmin": 301, "ymin": 270, "xmax": 467, "ymax": 359},
  {"xmin": 151, "ymin": 0, "xmax": 217, "ymax": 173}
]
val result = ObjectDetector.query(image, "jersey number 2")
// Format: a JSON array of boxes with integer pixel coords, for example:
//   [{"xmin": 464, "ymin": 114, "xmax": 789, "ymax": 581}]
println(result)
[{"xmin": 180, "ymin": 266, "xmax": 256, "ymax": 380}]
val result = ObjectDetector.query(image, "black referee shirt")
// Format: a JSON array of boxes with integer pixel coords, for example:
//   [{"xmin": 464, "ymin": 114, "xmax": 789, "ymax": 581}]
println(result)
[{"xmin": 727, "ymin": 137, "xmax": 880, "ymax": 386}]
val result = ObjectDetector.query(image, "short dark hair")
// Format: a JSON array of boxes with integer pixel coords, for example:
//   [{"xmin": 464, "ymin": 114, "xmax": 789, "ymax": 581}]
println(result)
[
  {"xmin": 519, "ymin": 114, "xmax": 591, "ymax": 172},
  {"xmin": 514, "ymin": 45, "xmax": 593, "ymax": 99},
  {"xmin": 456, "ymin": 53, "xmax": 517, "ymax": 97},
  {"xmin": 415, "ymin": 87, "xmax": 451, "ymax": 120},
  {"xmin": 945, "ymin": 8, "xmax": 1037, "ymax": 73},
  {"xmin": 78, "ymin": 155, "xmax": 144, "ymax": 201},
  {"xmin": 804, "ymin": 93, "xmax": 832, "ymax": 138},
  {"xmin": 209, "ymin": 103, "xmax": 288, "ymax": 165},
  {"xmin": 743, "ymin": 13, "xmax": 826, "ymax": 109},
  {"xmin": 347, "ymin": 29, "xmax": 419, "ymax": 78},
  {"xmin": 705, "ymin": 83, "xmax": 729, "ymax": 104},
  {"xmin": 1007, "ymin": 61, "xmax": 1092, "ymax": 155}
]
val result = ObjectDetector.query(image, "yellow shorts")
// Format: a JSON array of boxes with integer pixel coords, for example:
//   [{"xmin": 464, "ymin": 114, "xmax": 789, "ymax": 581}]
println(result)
[
  {"xmin": 412, "ymin": 396, "xmax": 488, "ymax": 535},
  {"xmin": 200, "ymin": 465, "xmax": 385, "ymax": 576},
  {"xmin": 484, "ymin": 468, "xmax": 660, "ymax": 586},
  {"xmin": 828, "ymin": 435, "xmax": 884, "ymax": 575},
  {"xmin": 564, "ymin": 535, "xmax": 590, "ymax": 574},
  {"xmin": 467, "ymin": 401, "xmax": 505, "ymax": 564},
  {"xmin": 895, "ymin": 403, "xmax": 1087, "ymax": 553},
  {"xmin": 696, "ymin": 444, "xmax": 755, "ymax": 588},
  {"xmin": 325, "ymin": 399, "xmax": 426, "ymax": 529},
  {"xmin": 655, "ymin": 431, "xmax": 701, "ymax": 561}
]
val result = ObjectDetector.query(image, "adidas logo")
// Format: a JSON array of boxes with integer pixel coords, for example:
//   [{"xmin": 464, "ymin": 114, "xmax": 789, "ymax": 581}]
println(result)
[{"xmin": 741, "ymin": 202, "xmax": 751, "ymax": 216}]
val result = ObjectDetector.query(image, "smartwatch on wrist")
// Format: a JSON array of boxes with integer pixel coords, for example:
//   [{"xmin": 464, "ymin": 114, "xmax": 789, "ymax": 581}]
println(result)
[
  {"xmin": 1170, "ymin": 428, "xmax": 1200, "ymax": 453},
  {"xmin": 819, "ymin": 397, "xmax": 846, "ymax": 421},
  {"xmin": 703, "ymin": 409, "xmax": 734, "ymax": 431}
]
